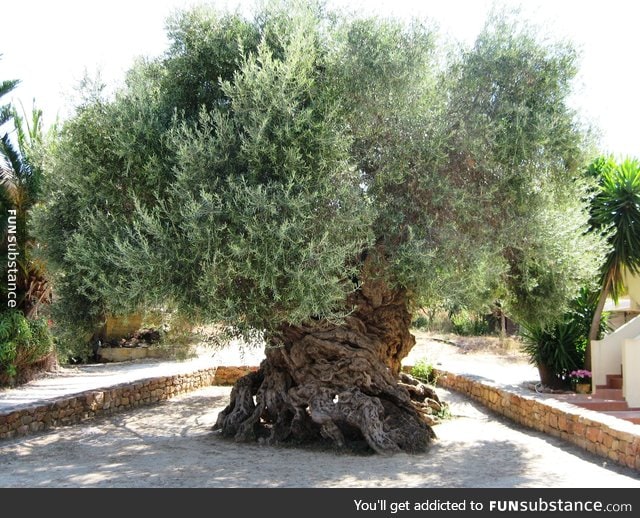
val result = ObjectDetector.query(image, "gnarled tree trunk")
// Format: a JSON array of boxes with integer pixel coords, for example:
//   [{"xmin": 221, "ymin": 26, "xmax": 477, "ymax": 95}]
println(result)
[{"xmin": 214, "ymin": 276, "xmax": 443, "ymax": 454}]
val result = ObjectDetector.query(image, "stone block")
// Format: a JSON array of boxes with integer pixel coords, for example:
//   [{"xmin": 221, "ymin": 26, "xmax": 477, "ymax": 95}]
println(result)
[
  {"xmin": 54, "ymin": 399, "xmax": 69, "ymax": 409},
  {"xmin": 97, "ymin": 346, "xmax": 148, "ymax": 362},
  {"xmin": 29, "ymin": 421, "xmax": 44, "ymax": 432},
  {"xmin": 596, "ymin": 443, "xmax": 608, "ymax": 457},
  {"xmin": 585, "ymin": 426, "xmax": 599, "ymax": 443},
  {"xmin": 6, "ymin": 412, "xmax": 20, "ymax": 423},
  {"xmin": 558, "ymin": 415, "xmax": 568, "ymax": 432}
]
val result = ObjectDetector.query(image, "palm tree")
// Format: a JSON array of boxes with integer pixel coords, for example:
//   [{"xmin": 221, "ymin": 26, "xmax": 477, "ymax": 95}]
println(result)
[
  {"xmin": 0, "ymin": 61, "xmax": 19, "ymax": 127},
  {"xmin": 1, "ymin": 64, "xmax": 50, "ymax": 317},
  {"xmin": 586, "ymin": 157, "xmax": 640, "ymax": 369},
  {"xmin": 1, "ymin": 57, "xmax": 20, "ymax": 237}
]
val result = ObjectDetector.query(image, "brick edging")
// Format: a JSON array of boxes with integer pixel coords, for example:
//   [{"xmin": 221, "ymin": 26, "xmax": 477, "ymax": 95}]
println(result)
[
  {"xmin": 0, "ymin": 366, "xmax": 257, "ymax": 441},
  {"xmin": 433, "ymin": 368, "xmax": 640, "ymax": 472}
]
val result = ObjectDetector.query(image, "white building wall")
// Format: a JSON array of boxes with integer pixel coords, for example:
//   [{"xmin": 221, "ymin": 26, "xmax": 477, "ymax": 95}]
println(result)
[
  {"xmin": 591, "ymin": 316, "xmax": 640, "ymax": 388},
  {"xmin": 622, "ymin": 339, "xmax": 640, "ymax": 407}
]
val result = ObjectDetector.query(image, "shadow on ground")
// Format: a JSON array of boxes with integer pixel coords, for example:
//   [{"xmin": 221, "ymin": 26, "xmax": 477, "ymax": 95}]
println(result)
[{"xmin": 0, "ymin": 387, "xmax": 638, "ymax": 488}]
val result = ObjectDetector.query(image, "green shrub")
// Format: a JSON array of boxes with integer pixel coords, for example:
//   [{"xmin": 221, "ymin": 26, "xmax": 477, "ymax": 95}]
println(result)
[
  {"xmin": 411, "ymin": 315, "xmax": 430, "ymax": 330},
  {"xmin": 410, "ymin": 359, "xmax": 435, "ymax": 384},
  {"xmin": 520, "ymin": 319, "xmax": 584, "ymax": 380},
  {"xmin": 436, "ymin": 402, "xmax": 451, "ymax": 420},
  {"xmin": 519, "ymin": 286, "xmax": 606, "ymax": 388},
  {"xmin": 450, "ymin": 310, "xmax": 490, "ymax": 336},
  {"xmin": 49, "ymin": 322, "xmax": 95, "ymax": 365},
  {"xmin": 0, "ymin": 310, "xmax": 53, "ymax": 384}
]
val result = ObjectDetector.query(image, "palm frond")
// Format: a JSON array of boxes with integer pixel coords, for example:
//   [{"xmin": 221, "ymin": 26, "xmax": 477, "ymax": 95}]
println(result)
[
  {"xmin": 0, "ymin": 133, "xmax": 27, "ymax": 184},
  {"xmin": 592, "ymin": 158, "xmax": 640, "ymax": 301},
  {"xmin": 0, "ymin": 79, "xmax": 20, "ymax": 99},
  {"xmin": 0, "ymin": 77, "xmax": 20, "ymax": 127}
]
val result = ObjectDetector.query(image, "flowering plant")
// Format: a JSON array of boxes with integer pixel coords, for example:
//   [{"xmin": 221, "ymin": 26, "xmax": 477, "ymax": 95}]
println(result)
[{"xmin": 569, "ymin": 369, "xmax": 591, "ymax": 384}]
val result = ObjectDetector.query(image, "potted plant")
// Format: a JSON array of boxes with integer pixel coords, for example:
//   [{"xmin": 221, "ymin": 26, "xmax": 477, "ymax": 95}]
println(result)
[
  {"xmin": 569, "ymin": 369, "xmax": 592, "ymax": 394},
  {"xmin": 519, "ymin": 320, "xmax": 583, "ymax": 390}
]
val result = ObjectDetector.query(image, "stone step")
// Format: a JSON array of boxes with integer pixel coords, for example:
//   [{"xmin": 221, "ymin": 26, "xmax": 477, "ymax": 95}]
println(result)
[
  {"xmin": 606, "ymin": 374, "xmax": 623, "ymax": 389},
  {"xmin": 602, "ymin": 411, "xmax": 640, "ymax": 425},
  {"xmin": 593, "ymin": 388, "xmax": 624, "ymax": 400},
  {"xmin": 574, "ymin": 400, "xmax": 630, "ymax": 412}
]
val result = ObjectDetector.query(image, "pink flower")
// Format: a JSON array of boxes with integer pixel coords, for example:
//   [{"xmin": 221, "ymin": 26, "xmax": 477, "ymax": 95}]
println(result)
[{"xmin": 569, "ymin": 369, "xmax": 591, "ymax": 380}]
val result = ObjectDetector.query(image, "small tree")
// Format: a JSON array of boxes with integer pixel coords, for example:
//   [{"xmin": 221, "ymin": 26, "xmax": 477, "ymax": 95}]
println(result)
[{"xmin": 37, "ymin": 3, "xmax": 603, "ymax": 453}]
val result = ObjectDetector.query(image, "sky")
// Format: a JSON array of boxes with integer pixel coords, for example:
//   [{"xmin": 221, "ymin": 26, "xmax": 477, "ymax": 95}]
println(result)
[{"xmin": 0, "ymin": 0, "xmax": 638, "ymax": 159}]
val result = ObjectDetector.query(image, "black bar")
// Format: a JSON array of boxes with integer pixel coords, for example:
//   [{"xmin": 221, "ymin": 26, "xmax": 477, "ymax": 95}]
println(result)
[{"xmin": 1, "ymin": 488, "xmax": 639, "ymax": 517}]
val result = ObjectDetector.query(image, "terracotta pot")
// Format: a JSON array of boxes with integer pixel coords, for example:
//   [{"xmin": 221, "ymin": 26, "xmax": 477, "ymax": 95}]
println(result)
[{"xmin": 575, "ymin": 382, "xmax": 591, "ymax": 394}]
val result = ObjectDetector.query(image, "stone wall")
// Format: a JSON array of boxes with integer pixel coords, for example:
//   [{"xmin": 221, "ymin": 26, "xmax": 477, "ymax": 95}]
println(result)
[
  {"xmin": 434, "ymin": 369, "xmax": 640, "ymax": 472},
  {"xmin": 0, "ymin": 366, "xmax": 256, "ymax": 441}
]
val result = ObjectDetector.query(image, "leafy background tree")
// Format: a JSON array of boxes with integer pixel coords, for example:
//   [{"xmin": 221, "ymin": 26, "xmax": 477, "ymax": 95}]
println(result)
[{"xmin": 35, "ymin": 2, "xmax": 604, "ymax": 453}]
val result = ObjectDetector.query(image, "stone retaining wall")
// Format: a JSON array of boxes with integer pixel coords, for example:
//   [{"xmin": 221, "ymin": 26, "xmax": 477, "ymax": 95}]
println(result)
[
  {"xmin": 434, "ymin": 369, "xmax": 640, "ymax": 472},
  {"xmin": 0, "ymin": 366, "xmax": 257, "ymax": 441}
]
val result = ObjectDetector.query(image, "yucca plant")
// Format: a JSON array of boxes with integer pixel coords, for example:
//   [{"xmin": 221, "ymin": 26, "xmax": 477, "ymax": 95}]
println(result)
[
  {"xmin": 520, "ymin": 318, "xmax": 584, "ymax": 389},
  {"xmin": 0, "ymin": 63, "xmax": 19, "ymax": 127},
  {"xmin": 520, "ymin": 285, "xmax": 606, "ymax": 388},
  {"xmin": 0, "ymin": 65, "xmax": 54, "ymax": 385},
  {"xmin": 1, "ymin": 57, "xmax": 20, "ymax": 238}
]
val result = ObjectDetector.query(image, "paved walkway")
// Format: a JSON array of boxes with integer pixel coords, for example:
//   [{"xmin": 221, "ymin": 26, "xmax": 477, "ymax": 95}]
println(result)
[
  {"xmin": 0, "ymin": 342, "xmax": 265, "ymax": 413},
  {"xmin": 406, "ymin": 338, "xmax": 540, "ymax": 386},
  {"xmin": 0, "ymin": 336, "xmax": 538, "ymax": 413},
  {"xmin": 0, "ymin": 334, "xmax": 617, "ymax": 417}
]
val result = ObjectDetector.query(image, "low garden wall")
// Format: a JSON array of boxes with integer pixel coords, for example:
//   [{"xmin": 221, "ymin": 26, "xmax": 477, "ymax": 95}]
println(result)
[
  {"xmin": 433, "ymin": 369, "xmax": 640, "ymax": 472},
  {"xmin": 0, "ymin": 366, "xmax": 257, "ymax": 441}
]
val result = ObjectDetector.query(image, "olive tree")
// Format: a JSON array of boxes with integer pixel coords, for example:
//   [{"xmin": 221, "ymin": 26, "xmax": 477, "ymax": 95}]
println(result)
[{"xmin": 36, "ymin": 3, "xmax": 603, "ymax": 453}]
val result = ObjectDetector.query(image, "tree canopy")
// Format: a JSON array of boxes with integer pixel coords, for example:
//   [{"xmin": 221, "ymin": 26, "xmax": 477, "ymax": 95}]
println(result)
[
  {"xmin": 33, "ymin": 0, "xmax": 609, "ymax": 453},
  {"xmin": 36, "ymin": 3, "xmax": 603, "ymax": 339}
]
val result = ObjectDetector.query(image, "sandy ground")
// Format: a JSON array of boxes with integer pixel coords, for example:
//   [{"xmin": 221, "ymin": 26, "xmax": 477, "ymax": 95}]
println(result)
[{"xmin": 1, "ymin": 333, "xmax": 639, "ymax": 488}]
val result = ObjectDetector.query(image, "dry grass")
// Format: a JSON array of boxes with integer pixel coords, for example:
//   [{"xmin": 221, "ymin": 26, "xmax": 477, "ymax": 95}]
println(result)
[{"xmin": 412, "ymin": 330, "xmax": 527, "ymax": 359}]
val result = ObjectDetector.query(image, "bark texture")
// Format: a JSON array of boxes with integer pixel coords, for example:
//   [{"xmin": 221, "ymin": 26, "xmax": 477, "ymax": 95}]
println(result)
[{"xmin": 214, "ymin": 277, "xmax": 442, "ymax": 454}]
